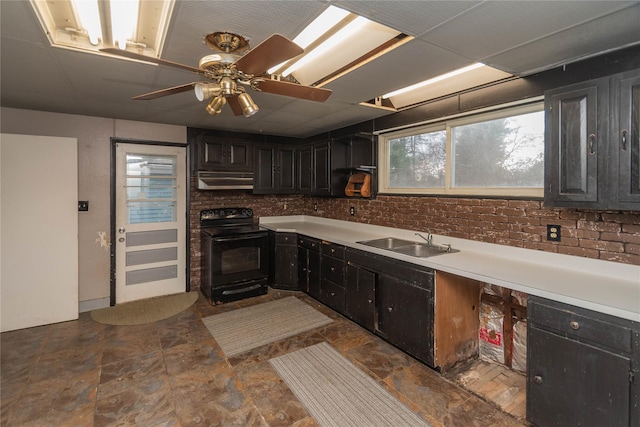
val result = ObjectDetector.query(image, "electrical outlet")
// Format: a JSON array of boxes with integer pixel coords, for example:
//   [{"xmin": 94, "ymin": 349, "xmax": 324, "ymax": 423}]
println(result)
[
  {"xmin": 314, "ymin": 203, "xmax": 318, "ymax": 212},
  {"xmin": 547, "ymin": 224, "xmax": 561, "ymax": 242},
  {"xmin": 78, "ymin": 201, "xmax": 89, "ymax": 211},
  {"xmin": 349, "ymin": 206, "xmax": 355, "ymax": 216}
]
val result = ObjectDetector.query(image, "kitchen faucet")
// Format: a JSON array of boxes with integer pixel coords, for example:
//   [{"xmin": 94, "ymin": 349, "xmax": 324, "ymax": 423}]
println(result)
[{"xmin": 415, "ymin": 231, "xmax": 433, "ymax": 246}]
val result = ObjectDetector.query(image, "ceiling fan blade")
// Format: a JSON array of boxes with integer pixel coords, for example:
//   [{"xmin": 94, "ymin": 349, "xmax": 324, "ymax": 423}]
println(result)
[
  {"xmin": 132, "ymin": 82, "xmax": 200, "ymax": 100},
  {"xmin": 253, "ymin": 79, "xmax": 332, "ymax": 102},
  {"xmin": 100, "ymin": 48, "xmax": 204, "ymax": 75},
  {"xmin": 234, "ymin": 34, "xmax": 303, "ymax": 76},
  {"xmin": 227, "ymin": 95, "xmax": 244, "ymax": 116}
]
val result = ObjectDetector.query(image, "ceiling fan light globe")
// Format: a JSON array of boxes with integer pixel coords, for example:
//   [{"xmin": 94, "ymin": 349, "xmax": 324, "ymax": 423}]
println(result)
[
  {"xmin": 238, "ymin": 92, "xmax": 259, "ymax": 117},
  {"xmin": 195, "ymin": 83, "xmax": 221, "ymax": 101},
  {"xmin": 206, "ymin": 95, "xmax": 226, "ymax": 115}
]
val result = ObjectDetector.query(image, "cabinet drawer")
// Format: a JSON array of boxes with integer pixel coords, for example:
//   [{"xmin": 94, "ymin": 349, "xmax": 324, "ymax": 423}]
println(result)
[
  {"xmin": 322, "ymin": 256, "xmax": 345, "ymax": 284},
  {"xmin": 275, "ymin": 232, "xmax": 297, "ymax": 245},
  {"xmin": 322, "ymin": 242, "xmax": 345, "ymax": 259},
  {"xmin": 529, "ymin": 296, "xmax": 634, "ymax": 353},
  {"xmin": 298, "ymin": 235, "xmax": 320, "ymax": 251},
  {"xmin": 321, "ymin": 279, "xmax": 345, "ymax": 312}
]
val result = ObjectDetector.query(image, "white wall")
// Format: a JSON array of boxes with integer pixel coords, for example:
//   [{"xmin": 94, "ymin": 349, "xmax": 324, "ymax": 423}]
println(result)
[{"xmin": 0, "ymin": 107, "xmax": 187, "ymax": 307}]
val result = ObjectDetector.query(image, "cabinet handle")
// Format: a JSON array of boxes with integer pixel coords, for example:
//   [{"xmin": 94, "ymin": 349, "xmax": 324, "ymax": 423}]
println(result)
[
  {"xmin": 533, "ymin": 375, "xmax": 543, "ymax": 385},
  {"xmin": 621, "ymin": 129, "xmax": 628, "ymax": 151},
  {"xmin": 569, "ymin": 321, "xmax": 580, "ymax": 330},
  {"xmin": 588, "ymin": 134, "xmax": 596, "ymax": 155},
  {"xmin": 330, "ymin": 292, "xmax": 335, "ymax": 296},
  {"xmin": 367, "ymin": 299, "xmax": 373, "ymax": 304},
  {"xmin": 331, "ymin": 248, "xmax": 335, "ymax": 253},
  {"xmin": 330, "ymin": 267, "xmax": 335, "ymax": 272},
  {"xmin": 387, "ymin": 307, "xmax": 393, "ymax": 312}
]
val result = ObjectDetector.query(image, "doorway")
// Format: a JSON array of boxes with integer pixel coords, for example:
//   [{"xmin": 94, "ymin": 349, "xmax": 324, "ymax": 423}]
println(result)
[{"xmin": 112, "ymin": 141, "xmax": 188, "ymax": 304}]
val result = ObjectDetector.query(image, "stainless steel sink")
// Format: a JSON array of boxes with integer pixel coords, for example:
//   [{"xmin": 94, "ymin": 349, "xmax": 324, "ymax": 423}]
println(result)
[
  {"xmin": 356, "ymin": 237, "xmax": 416, "ymax": 250},
  {"xmin": 357, "ymin": 237, "xmax": 458, "ymax": 258},
  {"xmin": 391, "ymin": 243, "xmax": 458, "ymax": 258}
]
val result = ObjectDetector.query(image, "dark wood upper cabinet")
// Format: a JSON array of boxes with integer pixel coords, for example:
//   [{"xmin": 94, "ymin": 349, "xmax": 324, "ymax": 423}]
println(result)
[
  {"xmin": 544, "ymin": 68, "xmax": 640, "ymax": 210},
  {"xmin": 196, "ymin": 135, "xmax": 253, "ymax": 171},
  {"xmin": 616, "ymin": 70, "xmax": 640, "ymax": 208},
  {"xmin": 253, "ymin": 144, "xmax": 297, "ymax": 194}
]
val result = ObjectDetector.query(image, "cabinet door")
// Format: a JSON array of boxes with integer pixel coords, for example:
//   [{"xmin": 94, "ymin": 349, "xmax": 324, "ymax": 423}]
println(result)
[
  {"xmin": 617, "ymin": 70, "xmax": 640, "ymax": 207},
  {"xmin": 228, "ymin": 142, "xmax": 253, "ymax": 170},
  {"xmin": 253, "ymin": 145, "xmax": 276, "ymax": 192},
  {"xmin": 297, "ymin": 146, "xmax": 312, "ymax": 193},
  {"xmin": 273, "ymin": 241, "xmax": 298, "ymax": 290},
  {"xmin": 527, "ymin": 326, "xmax": 631, "ymax": 427},
  {"xmin": 377, "ymin": 274, "xmax": 434, "ymax": 366},
  {"xmin": 307, "ymin": 250, "xmax": 321, "ymax": 300},
  {"xmin": 276, "ymin": 146, "xmax": 297, "ymax": 193},
  {"xmin": 312, "ymin": 142, "xmax": 330, "ymax": 195},
  {"xmin": 345, "ymin": 263, "xmax": 376, "ymax": 331},
  {"xmin": 544, "ymin": 79, "xmax": 608, "ymax": 207},
  {"xmin": 198, "ymin": 137, "xmax": 226, "ymax": 169}
]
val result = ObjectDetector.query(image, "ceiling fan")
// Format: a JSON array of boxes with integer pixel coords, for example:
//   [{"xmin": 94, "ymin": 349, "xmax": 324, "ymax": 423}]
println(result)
[{"xmin": 100, "ymin": 32, "xmax": 332, "ymax": 117}]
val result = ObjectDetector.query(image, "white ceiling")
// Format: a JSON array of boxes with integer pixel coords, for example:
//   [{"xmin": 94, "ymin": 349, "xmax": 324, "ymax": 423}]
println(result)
[{"xmin": 2, "ymin": 1, "xmax": 639, "ymax": 138}]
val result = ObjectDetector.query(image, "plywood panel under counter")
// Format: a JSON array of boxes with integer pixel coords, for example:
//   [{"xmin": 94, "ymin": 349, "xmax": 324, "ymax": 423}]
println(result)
[{"xmin": 434, "ymin": 271, "xmax": 482, "ymax": 371}]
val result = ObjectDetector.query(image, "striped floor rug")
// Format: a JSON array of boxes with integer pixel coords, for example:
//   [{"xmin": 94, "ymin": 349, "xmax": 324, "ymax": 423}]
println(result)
[
  {"xmin": 202, "ymin": 297, "xmax": 333, "ymax": 357},
  {"xmin": 270, "ymin": 342, "xmax": 431, "ymax": 427}
]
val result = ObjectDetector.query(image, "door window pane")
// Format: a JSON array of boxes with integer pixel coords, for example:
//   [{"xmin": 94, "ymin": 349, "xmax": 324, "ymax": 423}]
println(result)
[
  {"xmin": 388, "ymin": 130, "xmax": 446, "ymax": 188},
  {"xmin": 126, "ymin": 154, "xmax": 177, "ymax": 224},
  {"xmin": 452, "ymin": 111, "xmax": 544, "ymax": 187}
]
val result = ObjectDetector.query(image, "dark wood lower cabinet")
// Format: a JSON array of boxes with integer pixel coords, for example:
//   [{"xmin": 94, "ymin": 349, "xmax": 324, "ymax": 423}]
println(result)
[
  {"xmin": 344, "ymin": 247, "xmax": 435, "ymax": 367},
  {"xmin": 527, "ymin": 296, "xmax": 639, "ymax": 427},
  {"xmin": 297, "ymin": 235, "xmax": 321, "ymax": 299},
  {"xmin": 270, "ymin": 232, "xmax": 298, "ymax": 290},
  {"xmin": 345, "ymin": 263, "xmax": 376, "ymax": 331},
  {"xmin": 377, "ymin": 272, "xmax": 434, "ymax": 366}
]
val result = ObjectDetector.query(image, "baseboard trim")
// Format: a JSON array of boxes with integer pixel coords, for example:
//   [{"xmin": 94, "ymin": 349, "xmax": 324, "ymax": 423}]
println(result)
[{"xmin": 79, "ymin": 297, "xmax": 110, "ymax": 313}]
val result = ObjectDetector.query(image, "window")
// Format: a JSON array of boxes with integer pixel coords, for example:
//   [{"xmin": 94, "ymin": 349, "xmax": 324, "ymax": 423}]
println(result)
[
  {"xmin": 379, "ymin": 103, "xmax": 544, "ymax": 197},
  {"xmin": 125, "ymin": 154, "xmax": 178, "ymax": 224}
]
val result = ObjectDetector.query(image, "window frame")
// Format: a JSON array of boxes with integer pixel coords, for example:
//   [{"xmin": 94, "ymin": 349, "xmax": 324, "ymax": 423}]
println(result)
[{"xmin": 378, "ymin": 102, "xmax": 545, "ymax": 197}]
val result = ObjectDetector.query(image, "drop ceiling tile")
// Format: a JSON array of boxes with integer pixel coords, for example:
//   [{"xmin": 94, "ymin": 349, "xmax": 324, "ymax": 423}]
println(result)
[
  {"xmin": 336, "ymin": 1, "xmax": 482, "ymax": 36},
  {"xmin": 487, "ymin": 4, "xmax": 640, "ymax": 75},
  {"xmin": 423, "ymin": 1, "xmax": 636, "ymax": 61},
  {"xmin": 163, "ymin": 1, "xmax": 326, "ymax": 65},
  {"xmin": 325, "ymin": 38, "xmax": 473, "ymax": 103},
  {"xmin": 0, "ymin": 1, "xmax": 50, "ymax": 45}
]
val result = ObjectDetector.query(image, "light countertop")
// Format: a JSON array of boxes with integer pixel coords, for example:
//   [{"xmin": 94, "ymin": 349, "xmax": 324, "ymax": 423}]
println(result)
[{"xmin": 260, "ymin": 215, "xmax": 640, "ymax": 322}]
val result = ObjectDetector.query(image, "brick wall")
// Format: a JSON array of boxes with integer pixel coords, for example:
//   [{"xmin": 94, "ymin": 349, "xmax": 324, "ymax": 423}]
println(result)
[{"xmin": 190, "ymin": 181, "xmax": 640, "ymax": 289}]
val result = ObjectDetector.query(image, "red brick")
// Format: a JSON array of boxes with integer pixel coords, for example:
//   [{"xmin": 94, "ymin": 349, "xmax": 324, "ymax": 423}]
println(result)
[
  {"xmin": 599, "ymin": 251, "xmax": 640, "ymax": 265},
  {"xmin": 523, "ymin": 241, "xmax": 559, "ymax": 252},
  {"xmin": 509, "ymin": 200, "xmax": 542, "ymax": 209},
  {"xmin": 622, "ymin": 224, "xmax": 640, "ymax": 234},
  {"xmin": 558, "ymin": 246, "xmax": 599, "ymax": 258},
  {"xmin": 626, "ymin": 243, "xmax": 640, "ymax": 255},
  {"xmin": 576, "ymin": 220, "xmax": 621, "ymax": 233},
  {"xmin": 579, "ymin": 239, "xmax": 625, "ymax": 252},
  {"xmin": 600, "ymin": 232, "xmax": 640, "ymax": 244}
]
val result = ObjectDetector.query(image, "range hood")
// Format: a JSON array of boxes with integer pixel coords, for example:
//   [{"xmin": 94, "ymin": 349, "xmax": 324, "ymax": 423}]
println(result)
[{"xmin": 197, "ymin": 171, "xmax": 253, "ymax": 190}]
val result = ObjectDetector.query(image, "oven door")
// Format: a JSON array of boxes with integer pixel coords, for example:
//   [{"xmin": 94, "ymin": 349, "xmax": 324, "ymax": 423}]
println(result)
[{"xmin": 209, "ymin": 232, "xmax": 269, "ymax": 286}]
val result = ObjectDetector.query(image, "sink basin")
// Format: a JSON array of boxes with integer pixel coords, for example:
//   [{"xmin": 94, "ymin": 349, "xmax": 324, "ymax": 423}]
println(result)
[
  {"xmin": 357, "ymin": 237, "xmax": 458, "ymax": 258},
  {"xmin": 392, "ymin": 243, "xmax": 458, "ymax": 258},
  {"xmin": 356, "ymin": 237, "xmax": 415, "ymax": 249}
]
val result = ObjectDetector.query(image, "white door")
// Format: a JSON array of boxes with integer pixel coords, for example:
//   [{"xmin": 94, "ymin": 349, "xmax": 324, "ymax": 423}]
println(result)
[
  {"xmin": 1, "ymin": 134, "xmax": 78, "ymax": 332},
  {"xmin": 115, "ymin": 143, "xmax": 187, "ymax": 304}
]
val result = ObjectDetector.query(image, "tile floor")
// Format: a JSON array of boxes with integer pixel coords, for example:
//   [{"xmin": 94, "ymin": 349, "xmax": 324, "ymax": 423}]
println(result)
[{"xmin": 1, "ymin": 289, "xmax": 528, "ymax": 426}]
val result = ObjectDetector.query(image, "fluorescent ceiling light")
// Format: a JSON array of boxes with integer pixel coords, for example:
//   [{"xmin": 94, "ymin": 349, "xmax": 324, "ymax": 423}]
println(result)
[
  {"xmin": 370, "ymin": 63, "xmax": 513, "ymax": 110},
  {"xmin": 282, "ymin": 16, "xmax": 369, "ymax": 77},
  {"xmin": 72, "ymin": 0, "xmax": 101, "ymax": 45},
  {"xmin": 29, "ymin": 0, "xmax": 174, "ymax": 57},
  {"xmin": 266, "ymin": 5, "xmax": 405, "ymax": 86},
  {"xmin": 268, "ymin": 5, "xmax": 350, "ymax": 74},
  {"xmin": 110, "ymin": 0, "xmax": 140, "ymax": 50},
  {"xmin": 383, "ymin": 63, "xmax": 486, "ymax": 99}
]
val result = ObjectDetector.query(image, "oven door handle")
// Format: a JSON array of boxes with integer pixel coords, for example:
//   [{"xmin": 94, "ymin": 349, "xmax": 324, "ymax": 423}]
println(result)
[{"xmin": 211, "ymin": 233, "xmax": 267, "ymax": 242}]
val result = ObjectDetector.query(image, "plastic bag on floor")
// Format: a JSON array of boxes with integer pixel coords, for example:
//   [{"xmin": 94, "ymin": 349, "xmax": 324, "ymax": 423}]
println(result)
[
  {"xmin": 479, "ymin": 302, "xmax": 504, "ymax": 364},
  {"xmin": 512, "ymin": 319, "xmax": 527, "ymax": 372}
]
